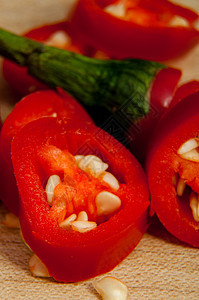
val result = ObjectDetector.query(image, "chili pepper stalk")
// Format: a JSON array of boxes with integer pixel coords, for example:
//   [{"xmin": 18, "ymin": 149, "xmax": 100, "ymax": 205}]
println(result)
[{"xmin": 0, "ymin": 27, "xmax": 164, "ymax": 121}]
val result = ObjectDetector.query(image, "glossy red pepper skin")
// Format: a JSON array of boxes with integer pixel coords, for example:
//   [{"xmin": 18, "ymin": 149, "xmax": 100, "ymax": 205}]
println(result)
[
  {"xmin": 0, "ymin": 89, "xmax": 93, "ymax": 216},
  {"xmin": 69, "ymin": 0, "xmax": 199, "ymax": 61},
  {"xmin": 129, "ymin": 67, "xmax": 181, "ymax": 162},
  {"xmin": 170, "ymin": 80, "xmax": 199, "ymax": 108},
  {"xmin": 146, "ymin": 91, "xmax": 199, "ymax": 247},
  {"xmin": 2, "ymin": 22, "xmax": 89, "ymax": 96},
  {"xmin": 11, "ymin": 116, "xmax": 150, "ymax": 282}
]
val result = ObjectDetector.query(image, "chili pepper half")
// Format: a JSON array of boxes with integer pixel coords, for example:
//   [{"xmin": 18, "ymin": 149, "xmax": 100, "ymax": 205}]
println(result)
[
  {"xmin": 11, "ymin": 116, "xmax": 150, "ymax": 282},
  {"xmin": 147, "ymin": 91, "xmax": 199, "ymax": 247},
  {"xmin": 0, "ymin": 89, "xmax": 93, "ymax": 216},
  {"xmin": 69, "ymin": 0, "xmax": 199, "ymax": 61}
]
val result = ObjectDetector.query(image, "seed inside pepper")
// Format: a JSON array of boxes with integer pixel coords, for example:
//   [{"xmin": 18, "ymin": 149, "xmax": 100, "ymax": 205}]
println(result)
[{"xmin": 43, "ymin": 146, "xmax": 122, "ymax": 232}]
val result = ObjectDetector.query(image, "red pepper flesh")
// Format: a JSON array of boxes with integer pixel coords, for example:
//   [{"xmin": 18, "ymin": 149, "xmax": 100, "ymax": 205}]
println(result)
[{"xmin": 0, "ymin": 89, "xmax": 93, "ymax": 216}]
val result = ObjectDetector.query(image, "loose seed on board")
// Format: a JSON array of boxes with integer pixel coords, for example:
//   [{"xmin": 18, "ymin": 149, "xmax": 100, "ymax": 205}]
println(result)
[
  {"xmin": 29, "ymin": 254, "xmax": 50, "ymax": 278},
  {"xmin": 93, "ymin": 276, "xmax": 128, "ymax": 300},
  {"xmin": 95, "ymin": 191, "xmax": 121, "ymax": 216},
  {"xmin": 45, "ymin": 174, "xmax": 61, "ymax": 205}
]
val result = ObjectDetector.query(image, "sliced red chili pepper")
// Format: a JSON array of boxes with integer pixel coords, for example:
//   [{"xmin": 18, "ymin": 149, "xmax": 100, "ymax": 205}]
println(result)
[
  {"xmin": 11, "ymin": 116, "xmax": 150, "ymax": 282},
  {"xmin": 0, "ymin": 89, "xmax": 93, "ymax": 216},
  {"xmin": 146, "ymin": 91, "xmax": 199, "ymax": 247},
  {"xmin": 3, "ymin": 22, "xmax": 90, "ymax": 96},
  {"xmin": 69, "ymin": 0, "xmax": 199, "ymax": 61}
]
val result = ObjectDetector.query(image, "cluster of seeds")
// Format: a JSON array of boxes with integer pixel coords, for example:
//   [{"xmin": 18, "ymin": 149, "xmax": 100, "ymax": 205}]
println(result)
[
  {"xmin": 174, "ymin": 138, "xmax": 199, "ymax": 222},
  {"xmin": 45, "ymin": 154, "xmax": 121, "ymax": 232}
]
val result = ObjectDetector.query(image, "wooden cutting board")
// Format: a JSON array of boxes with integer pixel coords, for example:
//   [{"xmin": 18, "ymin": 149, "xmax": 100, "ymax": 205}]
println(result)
[{"xmin": 0, "ymin": 1, "xmax": 199, "ymax": 299}]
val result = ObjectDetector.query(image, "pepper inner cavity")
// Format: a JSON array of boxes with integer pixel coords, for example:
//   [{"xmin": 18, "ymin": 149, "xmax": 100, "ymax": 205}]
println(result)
[{"xmin": 42, "ymin": 145, "xmax": 121, "ymax": 232}]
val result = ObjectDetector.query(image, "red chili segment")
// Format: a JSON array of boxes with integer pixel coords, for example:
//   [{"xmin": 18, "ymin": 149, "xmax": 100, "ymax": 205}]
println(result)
[
  {"xmin": 69, "ymin": 0, "xmax": 199, "ymax": 61},
  {"xmin": 147, "ymin": 91, "xmax": 199, "ymax": 247},
  {"xmin": 11, "ymin": 116, "xmax": 150, "ymax": 282}
]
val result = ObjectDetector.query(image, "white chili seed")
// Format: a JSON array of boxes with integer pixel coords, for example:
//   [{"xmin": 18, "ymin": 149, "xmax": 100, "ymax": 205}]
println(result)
[
  {"xmin": 169, "ymin": 16, "xmax": 189, "ymax": 27},
  {"xmin": 74, "ymin": 155, "xmax": 84, "ymax": 164},
  {"xmin": 176, "ymin": 178, "xmax": 186, "ymax": 196},
  {"xmin": 189, "ymin": 192, "xmax": 199, "ymax": 222},
  {"xmin": 179, "ymin": 149, "xmax": 199, "ymax": 162},
  {"xmin": 29, "ymin": 254, "xmax": 50, "ymax": 278},
  {"xmin": 93, "ymin": 276, "xmax": 128, "ymax": 300},
  {"xmin": 45, "ymin": 30, "xmax": 71, "ymax": 48},
  {"xmin": 95, "ymin": 191, "xmax": 121, "ymax": 216},
  {"xmin": 71, "ymin": 220, "xmax": 97, "ymax": 233},
  {"xmin": 102, "ymin": 172, "xmax": 120, "ymax": 191},
  {"xmin": 2, "ymin": 213, "xmax": 20, "ymax": 228},
  {"xmin": 45, "ymin": 174, "xmax": 61, "ymax": 205},
  {"xmin": 78, "ymin": 155, "xmax": 108, "ymax": 177},
  {"xmin": 105, "ymin": 2, "xmax": 126, "ymax": 18},
  {"xmin": 59, "ymin": 213, "xmax": 77, "ymax": 229},
  {"xmin": 177, "ymin": 138, "xmax": 198, "ymax": 155},
  {"xmin": 77, "ymin": 211, "xmax": 88, "ymax": 221}
]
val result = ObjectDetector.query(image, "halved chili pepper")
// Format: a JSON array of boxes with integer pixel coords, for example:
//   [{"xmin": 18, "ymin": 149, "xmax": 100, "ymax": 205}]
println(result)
[
  {"xmin": 69, "ymin": 0, "xmax": 199, "ymax": 61},
  {"xmin": 147, "ymin": 91, "xmax": 199, "ymax": 247},
  {"xmin": 2, "ymin": 22, "xmax": 90, "ymax": 96},
  {"xmin": 0, "ymin": 89, "xmax": 93, "ymax": 216},
  {"xmin": 11, "ymin": 116, "xmax": 150, "ymax": 282}
]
